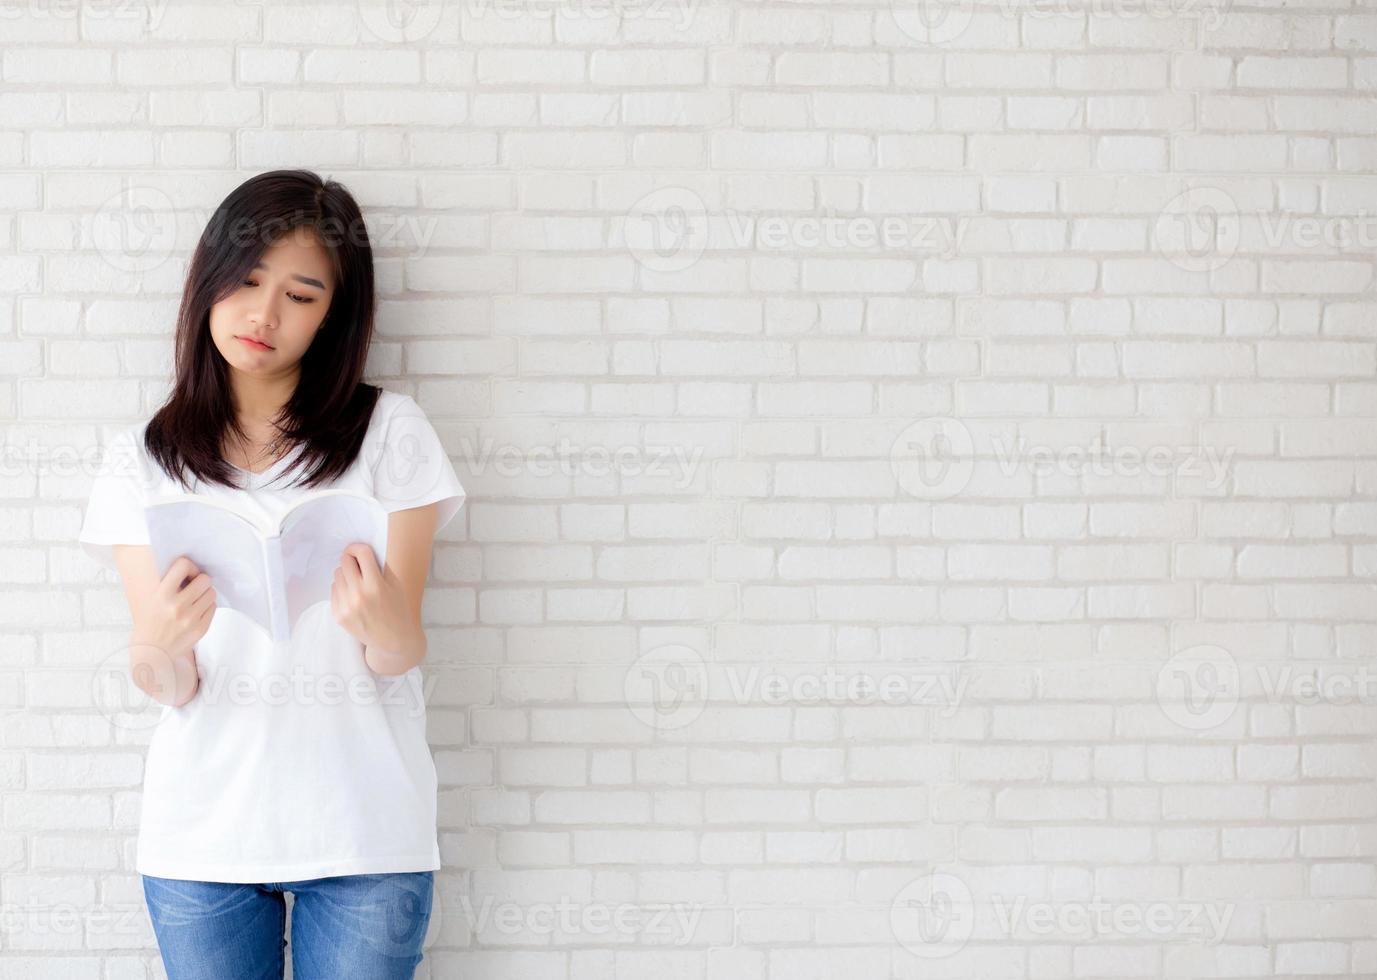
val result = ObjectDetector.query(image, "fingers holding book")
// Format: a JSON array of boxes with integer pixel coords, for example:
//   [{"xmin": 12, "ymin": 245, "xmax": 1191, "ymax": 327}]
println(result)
[
  {"xmin": 141, "ymin": 556, "xmax": 217, "ymax": 652},
  {"xmin": 330, "ymin": 542, "xmax": 413, "ymax": 658},
  {"xmin": 127, "ymin": 556, "xmax": 218, "ymax": 707}
]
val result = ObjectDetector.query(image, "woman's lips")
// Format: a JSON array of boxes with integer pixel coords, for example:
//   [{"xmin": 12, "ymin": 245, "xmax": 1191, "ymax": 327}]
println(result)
[{"xmin": 236, "ymin": 335, "xmax": 274, "ymax": 351}]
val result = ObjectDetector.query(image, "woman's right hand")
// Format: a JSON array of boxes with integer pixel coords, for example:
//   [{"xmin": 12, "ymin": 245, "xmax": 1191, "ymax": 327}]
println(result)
[{"xmin": 131, "ymin": 556, "xmax": 217, "ymax": 659}]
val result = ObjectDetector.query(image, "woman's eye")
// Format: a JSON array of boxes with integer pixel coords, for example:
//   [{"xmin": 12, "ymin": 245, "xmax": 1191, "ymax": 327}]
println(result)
[{"xmin": 240, "ymin": 280, "xmax": 312, "ymax": 304}]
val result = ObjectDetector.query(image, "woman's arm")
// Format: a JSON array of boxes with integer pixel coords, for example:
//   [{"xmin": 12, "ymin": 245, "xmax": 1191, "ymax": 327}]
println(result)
[
  {"xmin": 110, "ymin": 545, "xmax": 208, "ymax": 707},
  {"xmin": 332, "ymin": 502, "xmax": 441, "ymax": 676}
]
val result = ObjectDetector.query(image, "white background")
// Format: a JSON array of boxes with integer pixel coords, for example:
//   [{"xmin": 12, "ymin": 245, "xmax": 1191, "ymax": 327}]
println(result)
[{"xmin": 2, "ymin": 0, "xmax": 1376, "ymax": 976}]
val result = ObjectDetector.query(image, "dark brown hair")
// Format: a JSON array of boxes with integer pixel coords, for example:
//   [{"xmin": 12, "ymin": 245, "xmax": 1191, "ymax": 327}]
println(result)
[{"xmin": 144, "ymin": 169, "xmax": 381, "ymax": 492}]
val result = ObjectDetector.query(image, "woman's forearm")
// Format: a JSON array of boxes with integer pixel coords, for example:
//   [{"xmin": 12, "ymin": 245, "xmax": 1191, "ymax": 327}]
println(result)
[
  {"xmin": 129, "ymin": 638, "xmax": 201, "ymax": 707},
  {"xmin": 363, "ymin": 621, "xmax": 427, "ymax": 676}
]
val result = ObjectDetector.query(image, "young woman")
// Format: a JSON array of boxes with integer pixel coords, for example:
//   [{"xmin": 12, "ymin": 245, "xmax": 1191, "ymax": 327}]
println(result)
[{"xmin": 78, "ymin": 170, "xmax": 465, "ymax": 979}]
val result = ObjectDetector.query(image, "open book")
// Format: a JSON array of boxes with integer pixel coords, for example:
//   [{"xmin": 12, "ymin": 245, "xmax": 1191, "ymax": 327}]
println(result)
[{"xmin": 144, "ymin": 489, "xmax": 389, "ymax": 644}]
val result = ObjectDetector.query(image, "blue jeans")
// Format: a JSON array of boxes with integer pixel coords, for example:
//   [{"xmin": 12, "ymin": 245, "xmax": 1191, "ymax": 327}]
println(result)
[{"xmin": 142, "ymin": 870, "xmax": 434, "ymax": 979}]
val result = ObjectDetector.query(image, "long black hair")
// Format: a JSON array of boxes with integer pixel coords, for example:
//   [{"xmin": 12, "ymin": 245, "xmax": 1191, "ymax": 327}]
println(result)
[{"xmin": 145, "ymin": 169, "xmax": 381, "ymax": 492}]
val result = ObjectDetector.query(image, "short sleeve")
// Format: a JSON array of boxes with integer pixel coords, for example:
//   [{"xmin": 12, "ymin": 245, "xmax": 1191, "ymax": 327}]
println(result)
[
  {"xmin": 78, "ymin": 426, "xmax": 152, "ymax": 572},
  {"xmin": 371, "ymin": 394, "xmax": 467, "ymax": 532}
]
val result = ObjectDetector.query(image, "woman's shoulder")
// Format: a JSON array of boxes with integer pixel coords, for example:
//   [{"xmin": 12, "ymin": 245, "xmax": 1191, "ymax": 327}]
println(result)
[
  {"xmin": 95, "ymin": 417, "xmax": 158, "ymax": 487},
  {"xmin": 371, "ymin": 386, "xmax": 414, "ymax": 414},
  {"xmin": 365, "ymin": 387, "xmax": 442, "ymax": 450},
  {"xmin": 99, "ymin": 416, "xmax": 152, "ymax": 459},
  {"xmin": 368, "ymin": 386, "xmax": 422, "ymax": 430}
]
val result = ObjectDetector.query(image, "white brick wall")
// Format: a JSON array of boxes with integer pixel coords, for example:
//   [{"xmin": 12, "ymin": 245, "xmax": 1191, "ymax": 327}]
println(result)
[{"xmin": 3, "ymin": 0, "xmax": 1377, "ymax": 976}]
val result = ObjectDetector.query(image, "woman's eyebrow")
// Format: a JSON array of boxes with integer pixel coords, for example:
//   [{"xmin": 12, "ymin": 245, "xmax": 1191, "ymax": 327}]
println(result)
[{"xmin": 252, "ymin": 261, "xmax": 326, "ymax": 290}]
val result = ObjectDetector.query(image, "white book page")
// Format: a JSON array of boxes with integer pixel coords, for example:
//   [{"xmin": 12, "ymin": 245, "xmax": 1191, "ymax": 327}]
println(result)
[
  {"xmin": 278, "ymin": 492, "xmax": 389, "ymax": 635},
  {"xmin": 145, "ymin": 499, "xmax": 271, "ymax": 635}
]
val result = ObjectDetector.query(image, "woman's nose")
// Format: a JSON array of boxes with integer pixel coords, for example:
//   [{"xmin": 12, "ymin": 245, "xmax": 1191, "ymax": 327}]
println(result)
[{"xmin": 248, "ymin": 296, "xmax": 279, "ymax": 329}]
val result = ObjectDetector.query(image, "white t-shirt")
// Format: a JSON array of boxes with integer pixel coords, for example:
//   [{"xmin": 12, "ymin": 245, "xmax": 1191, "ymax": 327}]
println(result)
[{"xmin": 77, "ymin": 388, "xmax": 465, "ymax": 883}]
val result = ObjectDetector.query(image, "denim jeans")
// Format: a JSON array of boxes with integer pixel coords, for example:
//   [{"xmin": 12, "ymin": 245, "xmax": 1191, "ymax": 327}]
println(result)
[{"xmin": 142, "ymin": 870, "xmax": 435, "ymax": 979}]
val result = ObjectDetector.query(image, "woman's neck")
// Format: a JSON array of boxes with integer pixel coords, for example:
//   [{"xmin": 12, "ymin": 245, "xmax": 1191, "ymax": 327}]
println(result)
[{"xmin": 229, "ymin": 366, "xmax": 299, "ymax": 428}]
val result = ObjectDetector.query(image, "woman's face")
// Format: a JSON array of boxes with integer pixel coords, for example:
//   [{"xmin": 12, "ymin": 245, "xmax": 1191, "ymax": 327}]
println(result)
[{"xmin": 209, "ymin": 226, "xmax": 334, "ymax": 379}]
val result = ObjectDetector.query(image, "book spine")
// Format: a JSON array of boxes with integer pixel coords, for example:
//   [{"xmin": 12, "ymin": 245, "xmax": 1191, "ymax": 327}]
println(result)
[{"xmin": 263, "ymin": 536, "xmax": 289, "ymax": 645}]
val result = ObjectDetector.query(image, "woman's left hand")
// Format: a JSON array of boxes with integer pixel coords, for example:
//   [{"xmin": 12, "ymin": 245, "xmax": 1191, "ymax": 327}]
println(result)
[{"xmin": 330, "ymin": 542, "xmax": 420, "ymax": 657}]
